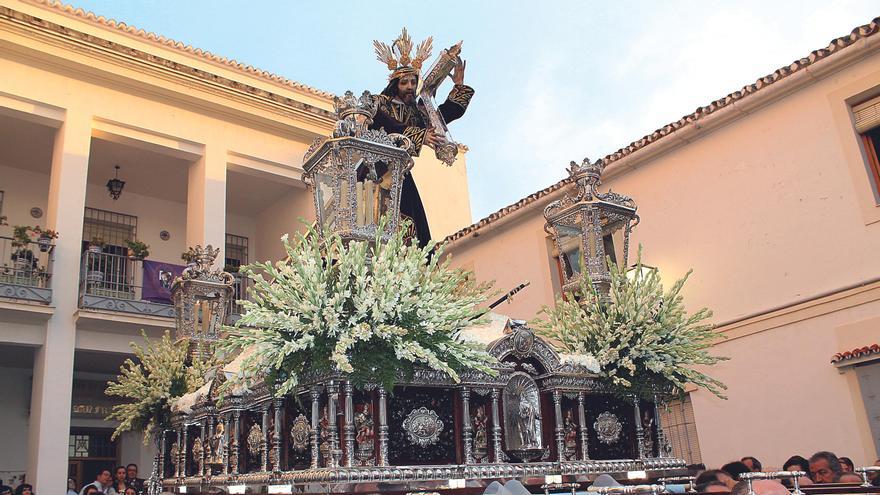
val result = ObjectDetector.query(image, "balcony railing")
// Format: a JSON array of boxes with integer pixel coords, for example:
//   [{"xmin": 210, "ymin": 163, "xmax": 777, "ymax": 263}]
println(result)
[
  {"xmin": 0, "ymin": 235, "xmax": 53, "ymax": 304},
  {"xmin": 78, "ymin": 250, "xmax": 174, "ymax": 318},
  {"xmin": 226, "ymin": 272, "xmax": 251, "ymax": 323}
]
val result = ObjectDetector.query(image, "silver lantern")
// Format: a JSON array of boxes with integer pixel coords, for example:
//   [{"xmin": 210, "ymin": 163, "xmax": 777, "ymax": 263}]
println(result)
[
  {"xmin": 171, "ymin": 245, "xmax": 235, "ymax": 360},
  {"xmin": 543, "ymin": 158, "xmax": 639, "ymax": 294},
  {"xmin": 302, "ymin": 90, "xmax": 414, "ymax": 243}
]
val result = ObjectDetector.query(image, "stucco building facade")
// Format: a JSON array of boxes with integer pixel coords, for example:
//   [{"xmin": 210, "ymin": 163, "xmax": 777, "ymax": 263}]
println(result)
[
  {"xmin": 0, "ymin": 0, "xmax": 472, "ymax": 491},
  {"xmin": 445, "ymin": 16, "xmax": 880, "ymax": 471}
]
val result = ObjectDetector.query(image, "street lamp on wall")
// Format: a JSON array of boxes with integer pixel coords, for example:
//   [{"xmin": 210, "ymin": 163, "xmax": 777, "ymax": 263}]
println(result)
[
  {"xmin": 301, "ymin": 90, "xmax": 414, "ymax": 243},
  {"xmin": 543, "ymin": 158, "xmax": 639, "ymax": 294},
  {"xmin": 106, "ymin": 165, "xmax": 125, "ymax": 200}
]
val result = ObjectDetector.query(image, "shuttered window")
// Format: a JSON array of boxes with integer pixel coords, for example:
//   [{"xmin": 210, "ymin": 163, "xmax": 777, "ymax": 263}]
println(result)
[
  {"xmin": 658, "ymin": 394, "xmax": 703, "ymax": 465},
  {"xmin": 854, "ymin": 96, "xmax": 880, "ymax": 133},
  {"xmin": 854, "ymin": 96, "xmax": 880, "ymax": 197}
]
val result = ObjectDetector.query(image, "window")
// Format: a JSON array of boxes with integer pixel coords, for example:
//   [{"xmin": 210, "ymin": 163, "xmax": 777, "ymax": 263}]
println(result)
[
  {"xmin": 225, "ymin": 233, "xmax": 249, "ymax": 272},
  {"xmin": 225, "ymin": 233, "xmax": 249, "ymax": 315},
  {"xmin": 658, "ymin": 394, "xmax": 703, "ymax": 465},
  {"xmin": 82, "ymin": 207, "xmax": 138, "ymax": 297},
  {"xmin": 854, "ymin": 97, "xmax": 880, "ymax": 198}
]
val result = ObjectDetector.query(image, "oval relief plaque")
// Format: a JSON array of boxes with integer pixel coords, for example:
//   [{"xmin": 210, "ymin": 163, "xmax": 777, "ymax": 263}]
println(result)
[
  {"xmin": 402, "ymin": 407, "xmax": 444, "ymax": 447},
  {"xmin": 594, "ymin": 411, "xmax": 623, "ymax": 445}
]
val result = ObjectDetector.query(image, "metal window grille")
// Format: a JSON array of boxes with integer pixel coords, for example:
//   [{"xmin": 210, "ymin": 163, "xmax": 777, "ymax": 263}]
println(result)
[
  {"xmin": 659, "ymin": 394, "xmax": 703, "ymax": 465},
  {"xmin": 225, "ymin": 233, "xmax": 249, "ymax": 316},
  {"xmin": 68, "ymin": 432, "xmax": 115, "ymax": 458},
  {"xmin": 83, "ymin": 207, "xmax": 137, "ymax": 248},
  {"xmin": 225, "ymin": 233, "xmax": 248, "ymax": 270},
  {"xmin": 82, "ymin": 207, "xmax": 138, "ymax": 297}
]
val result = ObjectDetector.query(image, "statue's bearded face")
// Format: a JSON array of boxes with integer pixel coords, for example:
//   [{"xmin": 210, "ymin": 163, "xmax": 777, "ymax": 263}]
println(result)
[{"xmin": 397, "ymin": 74, "xmax": 418, "ymax": 104}]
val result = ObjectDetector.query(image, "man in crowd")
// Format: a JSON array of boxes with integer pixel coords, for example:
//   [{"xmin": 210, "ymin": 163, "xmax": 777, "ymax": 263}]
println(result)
[
  {"xmin": 126, "ymin": 464, "xmax": 144, "ymax": 493},
  {"xmin": 722, "ymin": 461, "xmax": 752, "ymax": 482},
  {"xmin": 696, "ymin": 469, "xmax": 736, "ymax": 491},
  {"xmin": 742, "ymin": 456, "xmax": 763, "ymax": 472},
  {"xmin": 732, "ymin": 480, "xmax": 788, "ymax": 495},
  {"xmin": 809, "ymin": 451, "xmax": 842, "ymax": 483},
  {"xmin": 80, "ymin": 468, "xmax": 112, "ymax": 495}
]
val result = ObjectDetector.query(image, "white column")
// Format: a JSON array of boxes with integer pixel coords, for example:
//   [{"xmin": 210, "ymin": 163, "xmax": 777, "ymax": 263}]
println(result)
[
  {"xmin": 27, "ymin": 110, "xmax": 92, "ymax": 493},
  {"xmin": 186, "ymin": 144, "xmax": 227, "ymax": 265}
]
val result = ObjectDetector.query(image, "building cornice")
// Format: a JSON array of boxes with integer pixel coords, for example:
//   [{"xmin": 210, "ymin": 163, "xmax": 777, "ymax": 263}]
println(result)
[
  {"xmin": 0, "ymin": 5, "xmax": 336, "ymax": 136},
  {"xmin": 23, "ymin": 0, "xmax": 334, "ymax": 101}
]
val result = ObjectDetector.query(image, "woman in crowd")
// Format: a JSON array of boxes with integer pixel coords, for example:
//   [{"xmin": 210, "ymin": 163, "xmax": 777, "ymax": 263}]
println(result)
[{"xmin": 108, "ymin": 466, "xmax": 128, "ymax": 495}]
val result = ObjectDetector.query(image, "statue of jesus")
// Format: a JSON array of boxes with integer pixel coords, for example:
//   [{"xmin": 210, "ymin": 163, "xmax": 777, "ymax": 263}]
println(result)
[{"xmin": 370, "ymin": 28, "xmax": 474, "ymax": 158}]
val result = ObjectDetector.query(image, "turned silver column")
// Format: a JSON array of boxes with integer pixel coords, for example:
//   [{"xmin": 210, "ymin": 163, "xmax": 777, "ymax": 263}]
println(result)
[
  {"xmin": 221, "ymin": 416, "xmax": 229, "ymax": 475},
  {"xmin": 461, "ymin": 387, "xmax": 474, "ymax": 464},
  {"xmin": 327, "ymin": 382, "xmax": 339, "ymax": 468},
  {"xmin": 201, "ymin": 418, "xmax": 210, "ymax": 477},
  {"xmin": 273, "ymin": 398, "xmax": 283, "ymax": 470},
  {"xmin": 260, "ymin": 405, "xmax": 270, "ymax": 471},
  {"xmin": 181, "ymin": 426, "xmax": 189, "ymax": 478},
  {"xmin": 310, "ymin": 386, "xmax": 320, "ymax": 469},
  {"xmin": 633, "ymin": 397, "xmax": 646, "ymax": 459},
  {"xmin": 231, "ymin": 411, "xmax": 241, "ymax": 475},
  {"xmin": 157, "ymin": 430, "xmax": 166, "ymax": 485},
  {"xmin": 377, "ymin": 385, "xmax": 389, "ymax": 466},
  {"xmin": 578, "ymin": 392, "xmax": 589, "ymax": 460},
  {"xmin": 653, "ymin": 395, "xmax": 668, "ymax": 457},
  {"xmin": 491, "ymin": 388, "xmax": 503, "ymax": 463},
  {"xmin": 343, "ymin": 381, "xmax": 355, "ymax": 467},
  {"xmin": 552, "ymin": 390, "xmax": 564, "ymax": 461}
]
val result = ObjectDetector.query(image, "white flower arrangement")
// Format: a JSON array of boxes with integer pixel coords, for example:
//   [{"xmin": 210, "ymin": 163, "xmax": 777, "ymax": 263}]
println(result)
[
  {"xmin": 220, "ymin": 219, "xmax": 497, "ymax": 396},
  {"xmin": 536, "ymin": 248, "xmax": 727, "ymax": 400}
]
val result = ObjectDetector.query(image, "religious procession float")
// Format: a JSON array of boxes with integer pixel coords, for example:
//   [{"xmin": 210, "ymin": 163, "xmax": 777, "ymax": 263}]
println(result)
[{"xmin": 105, "ymin": 29, "xmax": 726, "ymax": 495}]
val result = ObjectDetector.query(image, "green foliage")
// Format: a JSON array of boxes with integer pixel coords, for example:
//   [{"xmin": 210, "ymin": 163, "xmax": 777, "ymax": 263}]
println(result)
[
  {"xmin": 105, "ymin": 330, "xmax": 219, "ymax": 442},
  {"xmin": 126, "ymin": 239, "xmax": 150, "ymax": 259},
  {"xmin": 535, "ymin": 248, "xmax": 727, "ymax": 400},
  {"xmin": 220, "ymin": 219, "xmax": 498, "ymax": 396}
]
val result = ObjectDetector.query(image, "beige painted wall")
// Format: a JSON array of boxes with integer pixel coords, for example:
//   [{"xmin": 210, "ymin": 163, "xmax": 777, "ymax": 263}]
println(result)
[
  {"xmin": 0, "ymin": 163, "xmax": 50, "ymax": 240},
  {"xmin": 411, "ymin": 149, "xmax": 474, "ymax": 240},
  {"xmin": 447, "ymin": 38, "xmax": 880, "ymax": 468}
]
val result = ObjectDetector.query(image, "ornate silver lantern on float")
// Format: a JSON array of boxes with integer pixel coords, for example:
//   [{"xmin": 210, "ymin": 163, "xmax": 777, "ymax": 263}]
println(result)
[
  {"xmin": 171, "ymin": 245, "xmax": 235, "ymax": 360},
  {"xmin": 544, "ymin": 158, "xmax": 639, "ymax": 294},
  {"xmin": 302, "ymin": 90, "xmax": 415, "ymax": 243}
]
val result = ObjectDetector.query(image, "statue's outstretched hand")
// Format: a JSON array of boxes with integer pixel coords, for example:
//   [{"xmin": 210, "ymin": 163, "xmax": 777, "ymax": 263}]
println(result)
[
  {"xmin": 452, "ymin": 57, "xmax": 466, "ymax": 85},
  {"xmin": 424, "ymin": 128, "xmax": 447, "ymax": 148}
]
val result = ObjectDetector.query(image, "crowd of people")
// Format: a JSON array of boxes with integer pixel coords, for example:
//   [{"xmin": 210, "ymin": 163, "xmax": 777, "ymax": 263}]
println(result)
[
  {"xmin": 692, "ymin": 452, "xmax": 880, "ymax": 494},
  {"xmin": 1, "ymin": 464, "xmax": 145, "ymax": 495},
  {"xmin": 4, "ymin": 452, "xmax": 880, "ymax": 495},
  {"xmin": 70, "ymin": 464, "xmax": 144, "ymax": 495}
]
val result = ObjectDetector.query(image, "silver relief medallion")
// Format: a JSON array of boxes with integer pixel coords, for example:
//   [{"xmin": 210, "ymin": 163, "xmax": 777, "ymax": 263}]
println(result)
[
  {"xmin": 402, "ymin": 407, "xmax": 444, "ymax": 447},
  {"xmin": 290, "ymin": 414, "xmax": 310, "ymax": 453},
  {"xmin": 594, "ymin": 411, "xmax": 623, "ymax": 445}
]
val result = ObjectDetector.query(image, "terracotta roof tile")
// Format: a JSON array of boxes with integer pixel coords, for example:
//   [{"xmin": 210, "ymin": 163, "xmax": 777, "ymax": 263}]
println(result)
[
  {"xmin": 446, "ymin": 16, "xmax": 880, "ymax": 244},
  {"xmin": 26, "ymin": 0, "xmax": 334, "ymax": 100},
  {"xmin": 831, "ymin": 343, "xmax": 880, "ymax": 364}
]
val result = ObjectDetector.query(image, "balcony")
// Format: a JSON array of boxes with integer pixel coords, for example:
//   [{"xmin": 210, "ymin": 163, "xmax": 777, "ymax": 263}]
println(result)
[
  {"xmin": 227, "ymin": 272, "xmax": 250, "ymax": 324},
  {"xmin": 78, "ymin": 250, "xmax": 253, "ymax": 320},
  {"xmin": 78, "ymin": 250, "xmax": 174, "ymax": 318},
  {"xmin": 0, "ymin": 236, "xmax": 53, "ymax": 304}
]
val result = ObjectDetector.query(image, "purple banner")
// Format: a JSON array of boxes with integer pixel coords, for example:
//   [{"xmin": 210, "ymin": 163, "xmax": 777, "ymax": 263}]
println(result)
[{"xmin": 142, "ymin": 260, "xmax": 186, "ymax": 304}]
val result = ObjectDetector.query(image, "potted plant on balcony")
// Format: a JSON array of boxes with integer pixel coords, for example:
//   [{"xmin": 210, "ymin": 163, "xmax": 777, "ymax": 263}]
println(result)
[
  {"xmin": 88, "ymin": 236, "xmax": 105, "ymax": 254},
  {"xmin": 126, "ymin": 239, "xmax": 150, "ymax": 261},
  {"xmin": 32, "ymin": 226, "xmax": 58, "ymax": 253},
  {"xmin": 10, "ymin": 225, "xmax": 36, "ymax": 272},
  {"xmin": 181, "ymin": 247, "xmax": 198, "ymax": 268}
]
